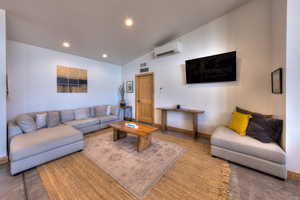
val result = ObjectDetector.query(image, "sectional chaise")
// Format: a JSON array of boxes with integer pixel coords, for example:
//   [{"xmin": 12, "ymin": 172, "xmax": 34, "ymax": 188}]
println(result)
[{"xmin": 8, "ymin": 105, "xmax": 122, "ymax": 175}]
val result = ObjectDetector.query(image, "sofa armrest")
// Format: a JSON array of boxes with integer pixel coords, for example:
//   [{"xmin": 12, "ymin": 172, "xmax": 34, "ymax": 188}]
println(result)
[{"xmin": 8, "ymin": 121, "xmax": 23, "ymax": 141}]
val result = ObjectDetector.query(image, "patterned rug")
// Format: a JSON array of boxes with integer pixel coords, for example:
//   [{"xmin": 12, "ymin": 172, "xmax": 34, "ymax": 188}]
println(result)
[
  {"xmin": 83, "ymin": 132, "xmax": 185, "ymax": 199},
  {"xmin": 37, "ymin": 130, "xmax": 230, "ymax": 200}
]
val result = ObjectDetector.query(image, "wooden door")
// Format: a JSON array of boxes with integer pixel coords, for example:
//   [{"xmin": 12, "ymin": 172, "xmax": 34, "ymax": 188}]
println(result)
[{"xmin": 136, "ymin": 73, "xmax": 154, "ymax": 124}]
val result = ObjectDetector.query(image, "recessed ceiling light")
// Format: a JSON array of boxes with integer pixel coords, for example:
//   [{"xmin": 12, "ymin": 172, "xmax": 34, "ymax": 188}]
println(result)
[
  {"xmin": 62, "ymin": 42, "xmax": 70, "ymax": 48},
  {"xmin": 102, "ymin": 54, "xmax": 108, "ymax": 58},
  {"xmin": 125, "ymin": 18, "xmax": 134, "ymax": 27}
]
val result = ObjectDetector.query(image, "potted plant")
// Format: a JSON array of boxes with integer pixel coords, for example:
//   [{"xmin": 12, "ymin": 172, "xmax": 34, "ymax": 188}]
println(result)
[{"xmin": 119, "ymin": 83, "xmax": 126, "ymax": 107}]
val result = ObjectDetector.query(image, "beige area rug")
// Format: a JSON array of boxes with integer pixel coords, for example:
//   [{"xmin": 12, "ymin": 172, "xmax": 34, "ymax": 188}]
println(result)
[
  {"xmin": 83, "ymin": 132, "xmax": 185, "ymax": 199},
  {"xmin": 37, "ymin": 130, "xmax": 230, "ymax": 200}
]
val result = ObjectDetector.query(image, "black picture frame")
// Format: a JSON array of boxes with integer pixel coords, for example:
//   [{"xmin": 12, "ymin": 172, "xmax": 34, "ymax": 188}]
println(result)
[
  {"xmin": 271, "ymin": 68, "xmax": 283, "ymax": 94},
  {"xmin": 126, "ymin": 81, "xmax": 134, "ymax": 93}
]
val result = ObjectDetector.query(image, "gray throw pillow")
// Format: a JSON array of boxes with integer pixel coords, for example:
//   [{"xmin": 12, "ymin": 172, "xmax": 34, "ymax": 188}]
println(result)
[
  {"xmin": 47, "ymin": 111, "xmax": 60, "ymax": 128},
  {"xmin": 236, "ymin": 107, "xmax": 283, "ymax": 143},
  {"xmin": 246, "ymin": 116, "xmax": 283, "ymax": 143},
  {"xmin": 61, "ymin": 110, "xmax": 74, "ymax": 123},
  {"xmin": 16, "ymin": 114, "xmax": 37, "ymax": 133},
  {"xmin": 95, "ymin": 105, "xmax": 107, "ymax": 117},
  {"xmin": 36, "ymin": 113, "xmax": 47, "ymax": 129},
  {"xmin": 90, "ymin": 107, "xmax": 96, "ymax": 117},
  {"xmin": 74, "ymin": 108, "xmax": 89, "ymax": 120},
  {"xmin": 111, "ymin": 105, "xmax": 120, "ymax": 116}
]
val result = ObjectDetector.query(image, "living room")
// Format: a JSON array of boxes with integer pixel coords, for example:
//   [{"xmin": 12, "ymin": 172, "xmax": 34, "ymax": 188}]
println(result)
[{"xmin": 0, "ymin": 0, "xmax": 300, "ymax": 199}]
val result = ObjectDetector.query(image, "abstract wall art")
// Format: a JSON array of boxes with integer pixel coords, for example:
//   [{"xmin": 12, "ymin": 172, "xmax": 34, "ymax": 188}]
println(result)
[{"xmin": 57, "ymin": 66, "xmax": 88, "ymax": 93}]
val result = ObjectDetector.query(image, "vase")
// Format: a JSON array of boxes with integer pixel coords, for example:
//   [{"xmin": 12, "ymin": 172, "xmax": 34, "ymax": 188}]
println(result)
[{"xmin": 120, "ymin": 100, "xmax": 126, "ymax": 107}]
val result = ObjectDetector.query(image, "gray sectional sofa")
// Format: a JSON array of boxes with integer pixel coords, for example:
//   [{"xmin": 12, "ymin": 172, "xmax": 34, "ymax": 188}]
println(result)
[
  {"xmin": 211, "ymin": 126, "xmax": 287, "ymax": 179},
  {"xmin": 8, "ymin": 105, "xmax": 122, "ymax": 175}
]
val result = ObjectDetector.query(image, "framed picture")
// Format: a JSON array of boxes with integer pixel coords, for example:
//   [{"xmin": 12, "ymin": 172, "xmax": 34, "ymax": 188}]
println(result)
[
  {"xmin": 271, "ymin": 68, "xmax": 282, "ymax": 94},
  {"xmin": 126, "ymin": 81, "xmax": 134, "ymax": 93},
  {"xmin": 57, "ymin": 66, "xmax": 88, "ymax": 93}
]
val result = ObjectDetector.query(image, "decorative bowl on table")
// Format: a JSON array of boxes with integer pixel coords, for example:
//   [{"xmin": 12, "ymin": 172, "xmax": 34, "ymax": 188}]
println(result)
[{"xmin": 125, "ymin": 123, "xmax": 139, "ymax": 129}]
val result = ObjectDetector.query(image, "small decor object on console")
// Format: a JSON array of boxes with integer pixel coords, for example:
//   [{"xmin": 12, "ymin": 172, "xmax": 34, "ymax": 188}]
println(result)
[
  {"xmin": 176, "ymin": 105, "xmax": 181, "ymax": 109},
  {"xmin": 271, "ymin": 68, "xmax": 283, "ymax": 94}
]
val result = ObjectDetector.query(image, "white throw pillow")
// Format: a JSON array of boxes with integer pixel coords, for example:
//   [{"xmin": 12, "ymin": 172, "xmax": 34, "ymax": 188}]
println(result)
[
  {"xmin": 36, "ymin": 113, "xmax": 47, "ymax": 129},
  {"xmin": 106, "ymin": 105, "xmax": 112, "ymax": 115}
]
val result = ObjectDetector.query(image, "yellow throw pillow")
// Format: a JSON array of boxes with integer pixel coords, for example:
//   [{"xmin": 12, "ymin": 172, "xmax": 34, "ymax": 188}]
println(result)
[{"xmin": 228, "ymin": 112, "xmax": 252, "ymax": 136}]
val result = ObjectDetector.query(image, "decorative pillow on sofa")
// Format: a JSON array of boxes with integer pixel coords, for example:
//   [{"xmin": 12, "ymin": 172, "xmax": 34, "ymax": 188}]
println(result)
[
  {"xmin": 90, "ymin": 107, "xmax": 96, "ymax": 117},
  {"xmin": 236, "ymin": 107, "xmax": 283, "ymax": 143},
  {"xmin": 111, "ymin": 105, "xmax": 120, "ymax": 116},
  {"xmin": 106, "ymin": 105, "xmax": 112, "ymax": 115},
  {"xmin": 74, "ymin": 108, "xmax": 90, "ymax": 120},
  {"xmin": 95, "ymin": 105, "xmax": 107, "ymax": 117},
  {"xmin": 228, "ymin": 112, "xmax": 252, "ymax": 136},
  {"xmin": 16, "ymin": 114, "xmax": 37, "ymax": 133},
  {"xmin": 246, "ymin": 116, "xmax": 283, "ymax": 143},
  {"xmin": 47, "ymin": 111, "xmax": 60, "ymax": 128},
  {"xmin": 36, "ymin": 113, "xmax": 47, "ymax": 129},
  {"xmin": 61, "ymin": 110, "xmax": 74, "ymax": 122}
]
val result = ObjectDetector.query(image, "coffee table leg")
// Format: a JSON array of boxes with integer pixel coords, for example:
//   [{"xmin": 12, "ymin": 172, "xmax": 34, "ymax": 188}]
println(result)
[
  {"xmin": 137, "ymin": 134, "xmax": 152, "ymax": 152},
  {"xmin": 113, "ymin": 129, "xmax": 127, "ymax": 141}
]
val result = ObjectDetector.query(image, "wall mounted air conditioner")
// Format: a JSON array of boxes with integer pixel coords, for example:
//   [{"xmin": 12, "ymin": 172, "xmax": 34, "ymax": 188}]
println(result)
[{"xmin": 154, "ymin": 42, "xmax": 182, "ymax": 58}]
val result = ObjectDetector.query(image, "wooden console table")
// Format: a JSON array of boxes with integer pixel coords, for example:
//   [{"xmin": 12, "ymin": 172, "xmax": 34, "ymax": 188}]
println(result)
[{"xmin": 157, "ymin": 107, "xmax": 205, "ymax": 139}]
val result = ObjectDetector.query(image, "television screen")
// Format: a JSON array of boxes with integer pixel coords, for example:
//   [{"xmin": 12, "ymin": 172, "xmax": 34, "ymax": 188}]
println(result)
[{"xmin": 185, "ymin": 51, "xmax": 236, "ymax": 84}]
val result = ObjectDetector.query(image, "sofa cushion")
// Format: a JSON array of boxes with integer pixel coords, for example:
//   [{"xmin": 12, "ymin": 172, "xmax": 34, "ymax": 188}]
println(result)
[
  {"xmin": 64, "ymin": 118, "xmax": 100, "ymax": 129},
  {"xmin": 90, "ymin": 107, "xmax": 96, "ymax": 117},
  {"xmin": 95, "ymin": 105, "xmax": 107, "ymax": 117},
  {"xmin": 47, "ymin": 111, "xmax": 60, "ymax": 128},
  {"xmin": 16, "ymin": 114, "xmax": 37, "ymax": 133},
  {"xmin": 111, "ymin": 105, "xmax": 120, "ymax": 116},
  {"xmin": 74, "ymin": 108, "xmax": 90, "ymax": 120},
  {"xmin": 97, "ymin": 115, "xmax": 119, "ymax": 123},
  {"xmin": 10, "ymin": 125, "xmax": 82, "ymax": 161},
  {"xmin": 211, "ymin": 126, "xmax": 286, "ymax": 164},
  {"xmin": 61, "ymin": 110, "xmax": 74, "ymax": 123}
]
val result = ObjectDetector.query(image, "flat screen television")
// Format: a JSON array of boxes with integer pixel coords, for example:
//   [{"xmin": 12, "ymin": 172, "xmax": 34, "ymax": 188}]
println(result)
[{"xmin": 185, "ymin": 51, "xmax": 236, "ymax": 84}]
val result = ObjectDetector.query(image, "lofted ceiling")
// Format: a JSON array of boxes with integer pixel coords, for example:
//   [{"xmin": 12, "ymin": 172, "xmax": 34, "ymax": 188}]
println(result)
[{"xmin": 0, "ymin": 0, "xmax": 250, "ymax": 65}]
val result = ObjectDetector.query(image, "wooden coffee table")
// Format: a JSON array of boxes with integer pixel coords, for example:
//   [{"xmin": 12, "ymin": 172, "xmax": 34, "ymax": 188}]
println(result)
[{"xmin": 109, "ymin": 121, "xmax": 158, "ymax": 152}]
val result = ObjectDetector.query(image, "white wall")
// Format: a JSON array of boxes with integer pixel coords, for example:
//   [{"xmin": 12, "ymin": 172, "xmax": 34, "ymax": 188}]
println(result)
[
  {"xmin": 271, "ymin": 0, "xmax": 287, "ymax": 148},
  {"xmin": 7, "ymin": 41, "xmax": 122, "ymax": 119},
  {"xmin": 0, "ymin": 9, "xmax": 7, "ymax": 158},
  {"xmin": 286, "ymin": 0, "xmax": 300, "ymax": 173},
  {"xmin": 123, "ymin": 0, "xmax": 273, "ymax": 134}
]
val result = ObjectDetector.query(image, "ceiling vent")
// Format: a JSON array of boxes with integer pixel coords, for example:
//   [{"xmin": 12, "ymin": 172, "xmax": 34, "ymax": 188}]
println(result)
[{"xmin": 154, "ymin": 42, "xmax": 182, "ymax": 58}]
